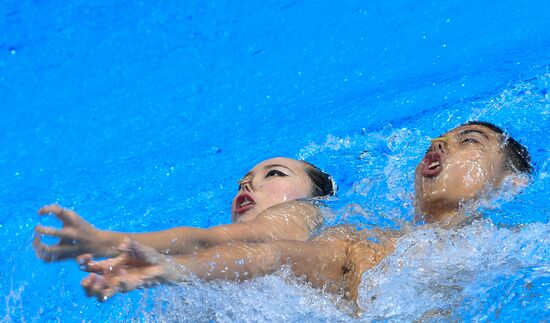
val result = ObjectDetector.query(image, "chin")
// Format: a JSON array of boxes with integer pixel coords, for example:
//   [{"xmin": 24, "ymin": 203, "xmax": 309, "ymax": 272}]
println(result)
[
  {"xmin": 235, "ymin": 210, "xmax": 259, "ymax": 223},
  {"xmin": 415, "ymin": 179, "xmax": 447, "ymax": 202}
]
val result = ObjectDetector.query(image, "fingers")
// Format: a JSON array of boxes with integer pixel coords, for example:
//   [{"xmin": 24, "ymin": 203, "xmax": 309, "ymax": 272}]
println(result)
[
  {"xmin": 81, "ymin": 273, "xmax": 100, "ymax": 297},
  {"xmin": 80, "ymin": 263, "xmax": 164, "ymax": 302},
  {"xmin": 81, "ymin": 273, "xmax": 120, "ymax": 302},
  {"xmin": 76, "ymin": 254, "xmax": 94, "ymax": 268},
  {"xmin": 33, "ymin": 226, "xmax": 83, "ymax": 262},
  {"xmin": 33, "ymin": 234, "xmax": 56, "ymax": 261},
  {"xmin": 81, "ymin": 271, "xmax": 140, "ymax": 302},
  {"xmin": 38, "ymin": 204, "xmax": 79, "ymax": 225},
  {"xmin": 33, "ymin": 236, "xmax": 77, "ymax": 262},
  {"xmin": 78, "ymin": 253, "xmax": 130, "ymax": 274},
  {"xmin": 32, "ymin": 235, "xmax": 44, "ymax": 258},
  {"xmin": 35, "ymin": 224, "xmax": 77, "ymax": 240},
  {"xmin": 38, "ymin": 204, "xmax": 63, "ymax": 215}
]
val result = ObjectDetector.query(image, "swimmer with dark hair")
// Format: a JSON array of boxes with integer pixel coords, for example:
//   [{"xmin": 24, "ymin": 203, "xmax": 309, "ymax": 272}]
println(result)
[
  {"xmin": 414, "ymin": 120, "xmax": 532, "ymax": 226},
  {"xmin": 75, "ymin": 122, "xmax": 533, "ymax": 306},
  {"xmin": 33, "ymin": 157, "xmax": 336, "ymax": 261}
]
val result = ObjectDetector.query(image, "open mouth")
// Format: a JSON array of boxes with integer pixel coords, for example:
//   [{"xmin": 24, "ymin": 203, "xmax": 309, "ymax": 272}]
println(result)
[
  {"xmin": 234, "ymin": 193, "xmax": 256, "ymax": 215},
  {"xmin": 421, "ymin": 152, "xmax": 443, "ymax": 177}
]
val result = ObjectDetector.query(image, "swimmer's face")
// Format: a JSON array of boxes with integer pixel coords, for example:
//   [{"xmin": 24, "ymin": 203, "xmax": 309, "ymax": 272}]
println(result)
[
  {"xmin": 231, "ymin": 157, "xmax": 313, "ymax": 222},
  {"xmin": 414, "ymin": 124, "xmax": 507, "ymax": 221}
]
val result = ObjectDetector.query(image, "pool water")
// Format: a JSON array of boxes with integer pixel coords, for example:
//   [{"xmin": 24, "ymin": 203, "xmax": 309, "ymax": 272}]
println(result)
[{"xmin": 1, "ymin": 0, "xmax": 549, "ymax": 321}]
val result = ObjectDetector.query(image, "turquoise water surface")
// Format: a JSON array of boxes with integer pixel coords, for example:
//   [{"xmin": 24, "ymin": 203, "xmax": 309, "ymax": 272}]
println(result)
[{"xmin": 1, "ymin": 0, "xmax": 549, "ymax": 321}]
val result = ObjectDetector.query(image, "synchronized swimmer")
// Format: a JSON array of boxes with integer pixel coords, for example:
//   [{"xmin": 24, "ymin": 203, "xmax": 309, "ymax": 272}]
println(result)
[
  {"xmin": 33, "ymin": 121, "xmax": 532, "ymax": 311},
  {"xmin": 34, "ymin": 157, "xmax": 335, "ymax": 260}
]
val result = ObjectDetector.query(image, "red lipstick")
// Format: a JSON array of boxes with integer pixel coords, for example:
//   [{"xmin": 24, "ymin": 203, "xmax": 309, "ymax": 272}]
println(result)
[{"xmin": 234, "ymin": 193, "xmax": 256, "ymax": 215}]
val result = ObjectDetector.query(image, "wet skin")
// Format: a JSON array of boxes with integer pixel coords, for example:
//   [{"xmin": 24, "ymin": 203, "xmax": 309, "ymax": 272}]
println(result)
[
  {"xmin": 231, "ymin": 157, "xmax": 313, "ymax": 222},
  {"xmin": 34, "ymin": 157, "xmax": 322, "ymax": 261},
  {"xmin": 415, "ymin": 124, "xmax": 508, "ymax": 223}
]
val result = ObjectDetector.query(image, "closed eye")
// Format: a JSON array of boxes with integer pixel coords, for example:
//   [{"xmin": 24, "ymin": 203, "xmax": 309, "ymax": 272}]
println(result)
[
  {"xmin": 265, "ymin": 169, "xmax": 287, "ymax": 178},
  {"xmin": 461, "ymin": 137, "xmax": 480, "ymax": 144}
]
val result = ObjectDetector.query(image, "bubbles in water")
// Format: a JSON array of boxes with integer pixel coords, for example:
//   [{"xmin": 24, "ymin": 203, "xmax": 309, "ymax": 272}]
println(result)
[
  {"xmin": 140, "ymin": 270, "xmax": 355, "ymax": 322},
  {"xmin": 298, "ymin": 134, "xmax": 353, "ymax": 160},
  {"xmin": 357, "ymin": 220, "xmax": 550, "ymax": 320}
]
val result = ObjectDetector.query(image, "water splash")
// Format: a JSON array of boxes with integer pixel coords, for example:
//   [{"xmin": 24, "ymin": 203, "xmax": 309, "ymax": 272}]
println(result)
[
  {"xmin": 140, "ymin": 270, "xmax": 355, "ymax": 322},
  {"xmin": 357, "ymin": 220, "xmax": 550, "ymax": 321}
]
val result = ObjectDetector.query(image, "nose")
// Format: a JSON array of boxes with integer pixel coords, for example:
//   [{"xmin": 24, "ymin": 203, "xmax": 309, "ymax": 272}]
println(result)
[
  {"xmin": 430, "ymin": 137, "xmax": 448, "ymax": 153},
  {"xmin": 239, "ymin": 177, "xmax": 254, "ymax": 192}
]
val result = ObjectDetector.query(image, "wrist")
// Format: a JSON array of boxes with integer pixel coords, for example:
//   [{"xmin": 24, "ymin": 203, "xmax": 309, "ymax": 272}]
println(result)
[
  {"xmin": 161, "ymin": 256, "xmax": 192, "ymax": 283},
  {"xmin": 96, "ymin": 230, "xmax": 122, "ymax": 257}
]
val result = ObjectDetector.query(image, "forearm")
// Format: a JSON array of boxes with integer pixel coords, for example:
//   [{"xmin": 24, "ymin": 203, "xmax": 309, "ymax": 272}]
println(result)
[
  {"xmin": 103, "ymin": 224, "xmax": 271, "ymax": 256},
  {"xmin": 79, "ymin": 239, "xmax": 349, "ymax": 302},
  {"xmin": 100, "ymin": 227, "xmax": 228, "ymax": 256},
  {"xmin": 168, "ymin": 240, "xmax": 349, "ymax": 291},
  {"xmin": 102, "ymin": 200, "xmax": 324, "ymax": 256}
]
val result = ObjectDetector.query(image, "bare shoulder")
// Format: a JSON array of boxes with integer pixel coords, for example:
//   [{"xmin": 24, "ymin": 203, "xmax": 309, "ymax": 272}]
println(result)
[
  {"xmin": 254, "ymin": 200, "xmax": 324, "ymax": 240},
  {"xmin": 347, "ymin": 239, "xmax": 395, "ymax": 263}
]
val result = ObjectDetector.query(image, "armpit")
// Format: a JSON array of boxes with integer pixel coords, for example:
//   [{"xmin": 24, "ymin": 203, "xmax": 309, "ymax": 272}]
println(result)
[{"xmin": 342, "ymin": 240, "xmax": 395, "ymax": 303}]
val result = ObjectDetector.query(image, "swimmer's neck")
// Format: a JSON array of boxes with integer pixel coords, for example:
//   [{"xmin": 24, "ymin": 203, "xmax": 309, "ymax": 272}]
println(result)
[{"xmin": 414, "ymin": 209, "xmax": 470, "ymax": 229}]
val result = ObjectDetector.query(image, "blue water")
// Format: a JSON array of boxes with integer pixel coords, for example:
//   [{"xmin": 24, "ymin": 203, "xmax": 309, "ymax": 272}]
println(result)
[{"xmin": 1, "ymin": 0, "xmax": 549, "ymax": 321}]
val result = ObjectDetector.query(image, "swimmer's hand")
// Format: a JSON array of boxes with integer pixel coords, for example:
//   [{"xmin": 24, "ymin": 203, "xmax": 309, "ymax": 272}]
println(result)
[
  {"xmin": 33, "ymin": 204, "xmax": 116, "ymax": 261},
  {"xmin": 78, "ymin": 239, "xmax": 186, "ymax": 302}
]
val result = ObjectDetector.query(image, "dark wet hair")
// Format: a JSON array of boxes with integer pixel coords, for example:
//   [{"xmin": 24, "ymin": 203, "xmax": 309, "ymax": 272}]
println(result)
[
  {"xmin": 462, "ymin": 121, "xmax": 533, "ymax": 174},
  {"xmin": 301, "ymin": 161, "xmax": 337, "ymax": 197}
]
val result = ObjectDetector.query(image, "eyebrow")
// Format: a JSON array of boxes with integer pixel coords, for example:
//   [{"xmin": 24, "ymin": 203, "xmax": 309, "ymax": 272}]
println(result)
[{"xmin": 458, "ymin": 129, "xmax": 490, "ymax": 140}]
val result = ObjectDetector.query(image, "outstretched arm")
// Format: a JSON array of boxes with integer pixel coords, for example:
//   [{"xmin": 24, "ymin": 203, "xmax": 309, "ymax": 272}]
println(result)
[
  {"xmin": 79, "ymin": 238, "xmax": 350, "ymax": 302},
  {"xmin": 117, "ymin": 199, "xmax": 324, "ymax": 254},
  {"xmin": 34, "ymin": 201, "xmax": 323, "ymax": 261}
]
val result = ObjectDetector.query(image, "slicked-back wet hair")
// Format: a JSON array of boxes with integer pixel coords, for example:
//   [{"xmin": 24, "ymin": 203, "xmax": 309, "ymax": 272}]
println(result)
[
  {"xmin": 462, "ymin": 121, "xmax": 533, "ymax": 174},
  {"xmin": 301, "ymin": 161, "xmax": 337, "ymax": 197}
]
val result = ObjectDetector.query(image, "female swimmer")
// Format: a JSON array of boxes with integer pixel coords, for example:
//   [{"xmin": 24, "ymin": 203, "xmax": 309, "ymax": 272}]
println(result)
[{"xmin": 33, "ymin": 157, "xmax": 335, "ymax": 261}]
